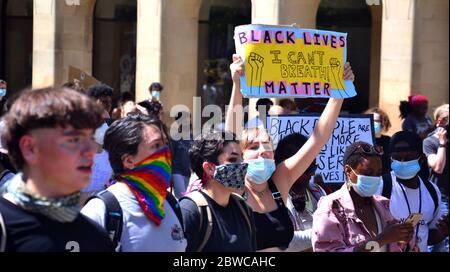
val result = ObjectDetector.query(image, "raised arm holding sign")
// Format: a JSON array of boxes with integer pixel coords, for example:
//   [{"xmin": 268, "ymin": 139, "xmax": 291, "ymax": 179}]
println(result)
[{"xmin": 225, "ymin": 25, "xmax": 357, "ymax": 250}]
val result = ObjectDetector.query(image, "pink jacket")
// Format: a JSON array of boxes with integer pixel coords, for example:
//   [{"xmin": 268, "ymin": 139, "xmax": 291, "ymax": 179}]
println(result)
[{"xmin": 312, "ymin": 185, "xmax": 412, "ymax": 252}]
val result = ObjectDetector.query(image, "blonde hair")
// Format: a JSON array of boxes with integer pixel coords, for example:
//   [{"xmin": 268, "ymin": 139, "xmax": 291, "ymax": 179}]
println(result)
[
  {"xmin": 433, "ymin": 104, "xmax": 449, "ymax": 121},
  {"xmin": 240, "ymin": 127, "xmax": 274, "ymax": 151}
]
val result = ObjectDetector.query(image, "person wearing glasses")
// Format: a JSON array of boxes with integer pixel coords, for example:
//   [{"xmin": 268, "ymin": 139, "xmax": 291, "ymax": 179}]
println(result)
[
  {"xmin": 274, "ymin": 133, "xmax": 327, "ymax": 252},
  {"xmin": 312, "ymin": 141, "xmax": 415, "ymax": 252},
  {"xmin": 375, "ymin": 131, "xmax": 449, "ymax": 252}
]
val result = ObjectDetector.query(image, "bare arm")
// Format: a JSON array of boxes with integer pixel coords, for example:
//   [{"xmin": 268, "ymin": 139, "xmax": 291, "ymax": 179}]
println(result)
[
  {"xmin": 427, "ymin": 128, "xmax": 447, "ymax": 174},
  {"xmin": 272, "ymin": 98, "xmax": 342, "ymax": 201},
  {"xmin": 225, "ymin": 54, "xmax": 244, "ymax": 134},
  {"xmin": 273, "ymin": 63, "xmax": 353, "ymax": 202}
]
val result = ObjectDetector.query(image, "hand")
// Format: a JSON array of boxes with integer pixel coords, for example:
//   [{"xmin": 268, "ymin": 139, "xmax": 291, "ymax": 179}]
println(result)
[
  {"xmin": 230, "ymin": 54, "xmax": 244, "ymax": 83},
  {"xmin": 436, "ymin": 127, "xmax": 447, "ymax": 145},
  {"xmin": 343, "ymin": 62, "xmax": 355, "ymax": 82},
  {"xmin": 377, "ymin": 220, "xmax": 414, "ymax": 246},
  {"xmin": 437, "ymin": 214, "xmax": 449, "ymax": 237}
]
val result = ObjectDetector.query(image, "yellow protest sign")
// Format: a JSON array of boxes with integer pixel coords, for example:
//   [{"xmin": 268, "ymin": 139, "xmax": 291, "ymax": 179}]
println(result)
[{"xmin": 234, "ymin": 24, "xmax": 356, "ymax": 98}]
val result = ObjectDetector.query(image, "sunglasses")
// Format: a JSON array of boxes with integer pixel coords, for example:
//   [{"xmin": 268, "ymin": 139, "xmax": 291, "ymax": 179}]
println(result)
[{"xmin": 348, "ymin": 144, "xmax": 384, "ymax": 158}]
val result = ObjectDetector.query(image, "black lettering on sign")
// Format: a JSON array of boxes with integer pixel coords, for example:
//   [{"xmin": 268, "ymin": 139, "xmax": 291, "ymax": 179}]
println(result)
[{"xmin": 358, "ymin": 124, "xmax": 370, "ymax": 133}]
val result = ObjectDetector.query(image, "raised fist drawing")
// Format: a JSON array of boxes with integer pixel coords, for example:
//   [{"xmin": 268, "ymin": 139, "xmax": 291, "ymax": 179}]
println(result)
[
  {"xmin": 247, "ymin": 52, "xmax": 265, "ymax": 95},
  {"xmin": 329, "ymin": 58, "xmax": 348, "ymax": 97}
]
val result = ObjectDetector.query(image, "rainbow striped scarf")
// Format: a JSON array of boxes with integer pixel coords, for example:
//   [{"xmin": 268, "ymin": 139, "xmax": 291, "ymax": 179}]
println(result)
[{"xmin": 119, "ymin": 147, "xmax": 172, "ymax": 226}]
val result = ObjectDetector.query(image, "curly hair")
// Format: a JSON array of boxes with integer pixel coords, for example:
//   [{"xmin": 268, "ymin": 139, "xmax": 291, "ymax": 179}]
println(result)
[
  {"xmin": 365, "ymin": 107, "xmax": 392, "ymax": 132},
  {"xmin": 189, "ymin": 130, "xmax": 238, "ymax": 182}
]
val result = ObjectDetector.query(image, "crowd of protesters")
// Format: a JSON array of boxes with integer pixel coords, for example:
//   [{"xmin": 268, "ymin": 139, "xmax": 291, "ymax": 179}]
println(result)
[{"xmin": 0, "ymin": 52, "xmax": 448, "ymax": 252}]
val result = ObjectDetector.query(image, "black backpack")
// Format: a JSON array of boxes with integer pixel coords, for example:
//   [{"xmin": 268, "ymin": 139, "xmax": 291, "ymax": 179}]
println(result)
[
  {"xmin": 381, "ymin": 172, "xmax": 439, "ymax": 215},
  {"xmin": 87, "ymin": 190, "xmax": 184, "ymax": 251}
]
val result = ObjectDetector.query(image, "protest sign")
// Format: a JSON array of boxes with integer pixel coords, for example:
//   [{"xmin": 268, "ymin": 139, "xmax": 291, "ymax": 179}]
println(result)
[
  {"xmin": 267, "ymin": 114, "xmax": 374, "ymax": 183},
  {"xmin": 234, "ymin": 24, "xmax": 356, "ymax": 99},
  {"xmin": 68, "ymin": 66, "xmax": 101, "ymax": 88}
]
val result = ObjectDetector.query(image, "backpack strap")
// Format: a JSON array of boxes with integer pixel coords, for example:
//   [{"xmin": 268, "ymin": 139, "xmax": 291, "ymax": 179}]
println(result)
[
  {"xmin": 381, "ymin": 172, "xmax": 393, "ymax": 199},
  {"xmin": 86, "ymin": 190, "xmax": 123, "ymax": 252},
  {"xmin": 183, "ymin": 191, "xmax": 213, "ymax": 252},
  {"xmin": 421, "ymin": 178, "xmax": 439, "ymax": 215},
  {"xmin": 231, "ymin": 193, "xmax": 253, "ymax": 235},
  {"xmin": 0, "ymin": 170, "xmax": 12, "ymax": 183},
  {"xmin": 0, "ymin": 211, "xmax": 6, "ymax": 252},
  {"xmin": 165, "ymin": 191, "xmax": 184, "ymax": 230}
]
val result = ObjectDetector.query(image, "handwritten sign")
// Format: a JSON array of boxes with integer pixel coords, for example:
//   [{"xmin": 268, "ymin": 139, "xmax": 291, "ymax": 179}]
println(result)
[
  {"xmin": 234, "ymin": 24, "xmax": 356, "ymax": 99},
  {"xmin": 267, "ymin": 114, "xmax": 374, "ymax": 183},
  {"xmin": 68, "ymin": 66, "xmax": 101, "ymax": 89}
]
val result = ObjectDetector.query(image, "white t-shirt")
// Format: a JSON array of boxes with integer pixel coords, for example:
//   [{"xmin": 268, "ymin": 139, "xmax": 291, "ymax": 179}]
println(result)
[
  {"xmin": 376, "ymin": 172, "xmax": 442, "ymax": 252},
  {"xmin": 82, "ymin": 150, "xmax": 113, "ymax": 193},
  {"xmin": 81, "ymin": 182, "xmax": 187, "ymax": 252}
]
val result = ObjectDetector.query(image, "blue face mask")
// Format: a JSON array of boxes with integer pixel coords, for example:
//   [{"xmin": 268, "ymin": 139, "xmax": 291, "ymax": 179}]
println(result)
[
  {"xmin": 151, "ymin": 90, "xmax": 160, "ymax": 100},
  {"xmin": 0, "ymin": 88, "xmax": 6, "ymax": 97},
  {"xmin": 391, "ymin": 159, "xmax": 421, "ymax": 180},
  {"xmin": 246, "ymin": 158, "xmax": 276, "ymax": 184},
  {"xmin": 374, "ymin": 122, "xmax": 382, "ymax": 136},
  {"xmin": 350, "ymin": 168, "xmax": 381, "ymax": 197}
]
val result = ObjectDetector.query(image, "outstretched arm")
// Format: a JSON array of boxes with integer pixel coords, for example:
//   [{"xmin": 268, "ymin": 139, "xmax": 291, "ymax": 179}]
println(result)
[
  {"xmin": 273, "ymin": 63, "xmax": 354, "ymax": 203},
  {"xmin": 225, "ymin": 54, "xmax": 245, "ymax": 134}
]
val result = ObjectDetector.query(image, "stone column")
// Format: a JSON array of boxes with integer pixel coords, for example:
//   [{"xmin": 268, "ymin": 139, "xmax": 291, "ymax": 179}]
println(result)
[
  {"xmin": 369, "ymin": 5, "xmax": 382, "ymax": 108},
  {"xmin": 55, "ymin": 0, "xmax": 96, "ymax": 85},
  {"xmin": 411, "ymin": 0, "xmax": 449, "ymax": 117},
  {"xmin": 32, "ymin": 0, "xmax": 95, "ymax": 88},
  {"xmin": 135, "ymin": 0, "xmax": 162, "ymax": 102},
  {"xmin": 379, "ymin": 0, "xmax": 416, "ymax": 134},
  {"xmin": 32, "ymin": 0, "xmax": 56, "ymax": 88}
]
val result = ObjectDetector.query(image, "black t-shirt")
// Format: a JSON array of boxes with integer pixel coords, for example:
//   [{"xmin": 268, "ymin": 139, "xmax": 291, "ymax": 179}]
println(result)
[
  {"xmin": 180, "ymin": 191, "xmax": 256, "ymax": 252},
  {"xmin": 0, "ymin": 197, "xmax": 114, "ymax": 252},
  {"xmin": 375, "ymin": 135, "xmax": 391, "ymax": 175},
  {"xmin": 423, "ymin": 134, "xmax": 449, "ymax": 196}
]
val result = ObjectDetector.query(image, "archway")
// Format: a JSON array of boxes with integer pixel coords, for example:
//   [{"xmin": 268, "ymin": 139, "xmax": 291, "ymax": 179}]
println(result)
[
  {"xmin": 93, "ymin": 0, "xmax": 137, "ymax": 103},
  {"xmin": 0, "ymin": 0, "xmax": 33, "ymax": 96},
  {"xmin": 317, "ymin": 0, "xmax": 381, "ymax": 113},
  {"xmin": 197, "ymin": 0, "xmax": 251, "ymax": 122}
]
